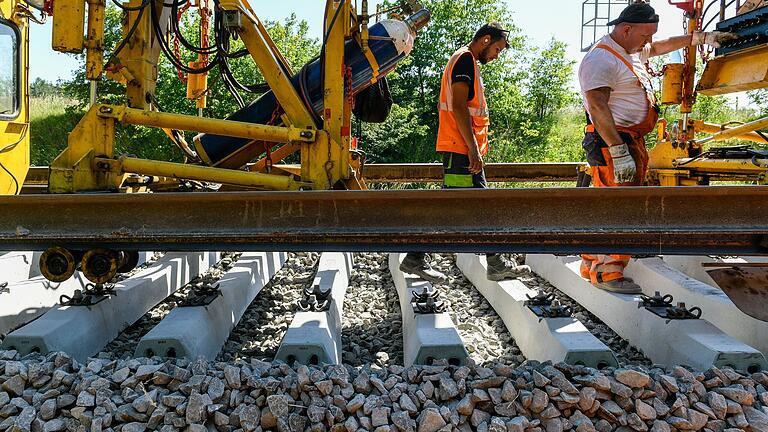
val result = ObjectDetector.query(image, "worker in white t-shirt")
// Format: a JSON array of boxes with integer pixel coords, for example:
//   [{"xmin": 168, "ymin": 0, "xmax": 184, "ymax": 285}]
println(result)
[{"xmin": 578, "ymin": 1, "xmax": 737, "ymax": 293}]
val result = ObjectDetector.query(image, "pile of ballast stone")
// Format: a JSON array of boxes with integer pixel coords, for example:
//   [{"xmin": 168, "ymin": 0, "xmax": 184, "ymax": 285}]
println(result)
[{"xmin": 1, "ymin": 351, "xmax": 767, "ymax": 432}]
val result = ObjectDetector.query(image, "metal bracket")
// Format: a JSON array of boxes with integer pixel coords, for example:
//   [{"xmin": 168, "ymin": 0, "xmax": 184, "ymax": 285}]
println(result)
[
  {"xmin": 411, "ymin": 287, "xmax": 446, "ymax": 314},
  {"xmin": 297, "ymin": 283, "xmax": 331, "ymax": 312},
  {"xmin": 223, "ymin": 10, "xmax": 243, "ymax": 33},
  {"xmin": 524, "ymin": 289, "xmax": 572, "ymax": 318},
  {"xmin": 0, "ymin": 282, "xmax": 8, "ymax": 295},
  {"xmin": 179, "ymin": 283, "xmax": 222, "ymax": 307},
  {"xmin": 639, "ymin": 291, "xmax": 702, "ymax": 322},
  {"xmin": 525, "ymin": 289, "xmax": 573, "ymax": 318},
  {"xmin": 59, "ymin": 283, "xmax": 115, "ymax": 307}
]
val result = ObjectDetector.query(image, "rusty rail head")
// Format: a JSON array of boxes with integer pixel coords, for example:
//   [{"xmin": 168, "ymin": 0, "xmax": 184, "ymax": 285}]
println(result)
[
  {"xmin": 360, "ymin": 163, "xmax": 583, "ymax": 183},
  {"xmin": 1, "ymin": 186, "xmax": 768, "ymax": 255}
]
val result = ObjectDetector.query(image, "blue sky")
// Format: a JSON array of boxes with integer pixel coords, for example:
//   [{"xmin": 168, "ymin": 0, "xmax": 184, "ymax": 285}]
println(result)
[{"xmin": 28, "ymin": 1, "xmax": 688, "ymax": 85}]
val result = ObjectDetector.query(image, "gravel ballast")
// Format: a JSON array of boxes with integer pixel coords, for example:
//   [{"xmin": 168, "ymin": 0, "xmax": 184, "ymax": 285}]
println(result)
[
  {"xmin": 1, "ymin": 252, "xmax": 766, "ymax": 431},
  {"xmin": 0, "ymin": 350, "xmax": 766, "ymax": 432}
]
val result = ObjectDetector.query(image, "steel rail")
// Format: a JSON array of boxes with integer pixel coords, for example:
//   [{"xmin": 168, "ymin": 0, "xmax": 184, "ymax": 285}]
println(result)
[
  {"xmin": 23, "ymin": 163, "xmax": 583, "ymax": 188},
  {"xmin": 360, "ymin": 163, "xmax": 583, "ymax": 183},
  {"xmin": 2, "ymin": 187, "xmax": 767, "ymax": 255}
]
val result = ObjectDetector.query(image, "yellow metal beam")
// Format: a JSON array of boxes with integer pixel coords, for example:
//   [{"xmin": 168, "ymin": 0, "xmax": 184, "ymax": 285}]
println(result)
[
  {"xmin": 698, "ymin": 45, "xmax": 768, "ymax": 95},
  {"xmin": 250, "ymin": 143, "xmax": 301, "ymax": 172},
  {"xmin": 104, "ymin": 156, "xmax": 311, "ymax": 191},
  {"xmin": 52, "ymin": 0, "xmax": 85, "ymax": 53},
  {"xmin": 49, "ymin": 102, "xmax": 121, "ymax": 193},
  {"xmin": 302, "ymin": 0, "xmax": 353, "ymax": 189},
  {"xmin": 84, "ymin": 0, "xmax": 105, "ymax": 80},
  {"xmin": 695, "ymin": 120, "xmax": 768, "ymax": 144},
  {"xmin": 670, "ymin": 159, "xmax": 768, "ymax": 176},
  {"xmin": 98, "ymin": 105, "xmax": 316, "ymax": 143},
  {"xmin": 696, "ymin": 116, "xmax": 768, "ymax": 144}
]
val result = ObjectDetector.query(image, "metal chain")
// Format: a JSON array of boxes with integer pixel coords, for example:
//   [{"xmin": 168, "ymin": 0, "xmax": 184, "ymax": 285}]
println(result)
[
  {"xmin": 694, "ymin": 0, "xmax": 714, "ymax": 62},
  {"xmin": 346, "ymin": 66, "xmax": 355, "ymax": 110},
  {"xmin": 173, "ymin": 2, "xmax": 192, "ymax": 83},
  {"xmin": 200, "ymin": 0, "xmax": 210, "ymax": 63},
  {"xmin": 644, "ymin": 62, "xmax": 668, "ymax": 78}
]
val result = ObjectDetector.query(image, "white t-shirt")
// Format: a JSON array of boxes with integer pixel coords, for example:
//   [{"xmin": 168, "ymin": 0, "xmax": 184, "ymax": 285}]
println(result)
[{"xmin": 579, "ymin": 35, "xmax": 655, "ymax": 128}]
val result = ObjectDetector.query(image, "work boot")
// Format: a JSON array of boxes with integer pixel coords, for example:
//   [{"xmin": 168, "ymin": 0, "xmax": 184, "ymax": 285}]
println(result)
[
  {"xmin": 399, "ymin": 253, "xmax": 448, "ymax": 284},
  {"xmin": 593, "ymin": 277, "xmax": 642, "ymax": 294},
  {"xmin": 486, "ymin": 254, "xmax": 530, "ymax": 281}
]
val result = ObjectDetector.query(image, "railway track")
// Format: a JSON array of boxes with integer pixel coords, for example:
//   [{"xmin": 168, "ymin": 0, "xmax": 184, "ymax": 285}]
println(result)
[{"xmin": 0, "ymin": 251, "xmax": 767, "ymax": 431}]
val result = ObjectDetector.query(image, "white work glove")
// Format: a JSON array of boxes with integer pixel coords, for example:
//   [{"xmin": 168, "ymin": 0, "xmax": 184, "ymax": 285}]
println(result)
[
  {"xmin": 608, "ymin": 143, "xmax": 636, "ymax": 184},
  {"xmin": 692, "ymin": 31, "xmax": 739, "ymax": 48}
]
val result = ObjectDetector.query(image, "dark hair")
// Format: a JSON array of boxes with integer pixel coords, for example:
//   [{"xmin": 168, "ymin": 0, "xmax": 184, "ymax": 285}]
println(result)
[{"xmin": 472, "ymin": 22, "xmax": 510, "ymax": 47}]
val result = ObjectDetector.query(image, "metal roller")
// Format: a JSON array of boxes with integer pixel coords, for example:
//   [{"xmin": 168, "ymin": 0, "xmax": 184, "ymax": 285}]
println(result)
[
  {"xmin": 39, "ymin": 247, "xmax": 81, "ymax": 283},
  {"xmin": 81, "ymin": 248, "xmax": 137, "ymax": 284}
]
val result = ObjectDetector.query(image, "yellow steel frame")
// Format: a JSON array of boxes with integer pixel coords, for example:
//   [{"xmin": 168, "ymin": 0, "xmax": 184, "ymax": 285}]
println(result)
[
  {"xmin": 0, "ymin": 0, "xmax": 30, "ymax": 196},
  {"xmin": 648, "ymin": 116, "xmax": 768, "ymax": 186},
  {"xmin": 300, "ymin": 0, "xmax": 353, "ymax": 190},
  {"xmin": 45, "ymin": 0, "xmax": 366, "ymax": 194},
  {"xmin": 647, "ymin": 2, "xmax": 768, "ymax": 186},
  {"xmin": 698, "ymin": 45, "xmax": 768, "ymax": 96}
]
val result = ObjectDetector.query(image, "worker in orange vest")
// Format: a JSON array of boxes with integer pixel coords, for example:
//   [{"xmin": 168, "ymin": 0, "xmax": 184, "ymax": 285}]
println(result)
[
  {"xmin": 579, "ymin": 1, "xmax": 736, "ymax": 293},
  {"xmin": 400, "ymin": 22, "xmax": 526, "ymax": 283}
]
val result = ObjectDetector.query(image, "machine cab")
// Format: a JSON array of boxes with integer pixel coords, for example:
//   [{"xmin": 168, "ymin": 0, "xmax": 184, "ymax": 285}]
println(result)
[{"xmin": 0, "ymin": 9, "xmax": 28, "ymax": 195}]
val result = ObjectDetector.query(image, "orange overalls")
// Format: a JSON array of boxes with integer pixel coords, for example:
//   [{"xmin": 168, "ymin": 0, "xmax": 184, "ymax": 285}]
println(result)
[{"xmin": 580, "ymin": 44, "xmax": 660, "ymax": 284}]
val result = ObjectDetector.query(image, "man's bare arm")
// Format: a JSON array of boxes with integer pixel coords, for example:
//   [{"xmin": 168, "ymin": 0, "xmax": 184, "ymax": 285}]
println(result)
[
  {"xmin": 584, "ymin": 87, "xmax": 623, "ymax": 146},
  {"xmin": 648, "ymin": 35, "xmax": 693, "ymax": 57}
]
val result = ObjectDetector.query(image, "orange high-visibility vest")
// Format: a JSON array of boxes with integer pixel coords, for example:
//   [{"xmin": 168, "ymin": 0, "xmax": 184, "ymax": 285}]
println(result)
[{"xmin": 436, "ymin": 47, "xmax": 490, "ymax": 156}]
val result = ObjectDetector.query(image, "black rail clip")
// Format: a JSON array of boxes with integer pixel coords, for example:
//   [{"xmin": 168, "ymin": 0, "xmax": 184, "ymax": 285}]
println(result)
[
  {"xmin": 59, "ymin": 283, "xmax": 115, "ymax": 307},
  {"xmin": 411, "ymin": 287, "xmax": 446, "ymax": 314},
  {"xmin": 525, "ymin": 290, "xmax": 572, "ymax": 318},
  {"xmin": 180, "ymin": 283, "xmax": 222, "ymax": 307},
  {"xmin": 640, "ymin": 291, "xmax": 702, "ymax": 322},
  {"xmin": 297, "ymin": 284, "xmax": 331, "ymax": 312},
  {"xmin": 0, "ymin": 282, "xmax": 8, "ymax": 295}
]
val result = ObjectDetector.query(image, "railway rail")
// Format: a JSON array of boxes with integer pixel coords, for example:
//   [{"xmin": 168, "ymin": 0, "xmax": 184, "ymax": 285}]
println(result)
[{"xmin": 3, "ymin": 186, "xmax": 768, "ymax": 255}]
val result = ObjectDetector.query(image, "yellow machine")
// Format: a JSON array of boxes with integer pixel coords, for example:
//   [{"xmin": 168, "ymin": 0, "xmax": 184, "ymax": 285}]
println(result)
[
  {"xmin": 0, "ymin": 0, "xmax": 32, "ymax": 195},
  {"xmin": 1, "ymin": 0, "xmax": 428, "ymax": 197},
  {"xmin": 647, "ymin": 0, "xmax": 768, "ymax": 186},
  {"xmin": 0, "ymin": 0, "xmax": 431, "ymax": 282}
]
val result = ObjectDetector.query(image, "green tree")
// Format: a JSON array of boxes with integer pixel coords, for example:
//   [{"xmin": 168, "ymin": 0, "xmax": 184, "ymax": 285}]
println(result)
[
  {"xmin": 365, "ymin": 0, "xmax": 537, "ymax": 163},
  {"xmin": 29, "ymin": 78, "xmax": 62, "ymax": 98},
  {"xmin": 748, "ymin": 89, "xmax": 768, "ymax": 115},
  {"xmin": 526, "ymin": 39, "xmax": 577, "ymax": 119}
]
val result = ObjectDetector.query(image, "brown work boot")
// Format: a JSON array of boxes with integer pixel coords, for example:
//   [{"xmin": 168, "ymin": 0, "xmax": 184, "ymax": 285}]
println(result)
[
  {"xmin": 593, "ymin": 277, "xmax": 642, "ymax": 294},
  {"xmin": 399, "ymin": 253, "xmax": 448, "ymax": 284},
  {"xmin": 486, "ymin": 254, "xmax": 531, "ymax": 281}
]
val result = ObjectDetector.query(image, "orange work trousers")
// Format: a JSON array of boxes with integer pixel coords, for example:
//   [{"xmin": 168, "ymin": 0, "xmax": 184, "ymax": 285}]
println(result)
[{"xmin": 580, "ymin": 139, "xmax": 648, "ymax": 284}]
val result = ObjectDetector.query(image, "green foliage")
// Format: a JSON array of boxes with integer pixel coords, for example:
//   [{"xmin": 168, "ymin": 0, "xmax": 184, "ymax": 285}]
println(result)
[
  {"xmin": 748, "ymin": 89, "xmax": 768, "ymax": 115},
  {"xmin": 357, "ymin": 103, "xmax": 430, "ymax": 163},
  {"xmin": 48, "ymin": 6, "xmax": 319, "ymax": 164},
  {"xmin": 29, "ymin": 78, "xmax": 63, "ymax": 98},
  {"xmin": 365, "ymin": 0, "xmax": 578, "ymax": 165},
  {"xmin": 526, "ymin": 39, "xmax": 579, "ymax": 119},
  {"xmin": 29, "ymin": 96, "xmax": 81, "ymax": 165}
]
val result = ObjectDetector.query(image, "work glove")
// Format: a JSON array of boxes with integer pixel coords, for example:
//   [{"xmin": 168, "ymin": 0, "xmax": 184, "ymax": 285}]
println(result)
[
  {"xmin": 692, "ymin": 31, "xmax": 739, "ymax": 48},
  {"xmin": 608, "ymin": 143, "xmax": 636, "ymax": 184}
]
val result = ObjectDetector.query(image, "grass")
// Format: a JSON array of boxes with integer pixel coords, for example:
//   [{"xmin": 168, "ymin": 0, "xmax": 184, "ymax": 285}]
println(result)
[{"xmin": 28, "ymin": 96, "xmax": 82, "ymax": 166}]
